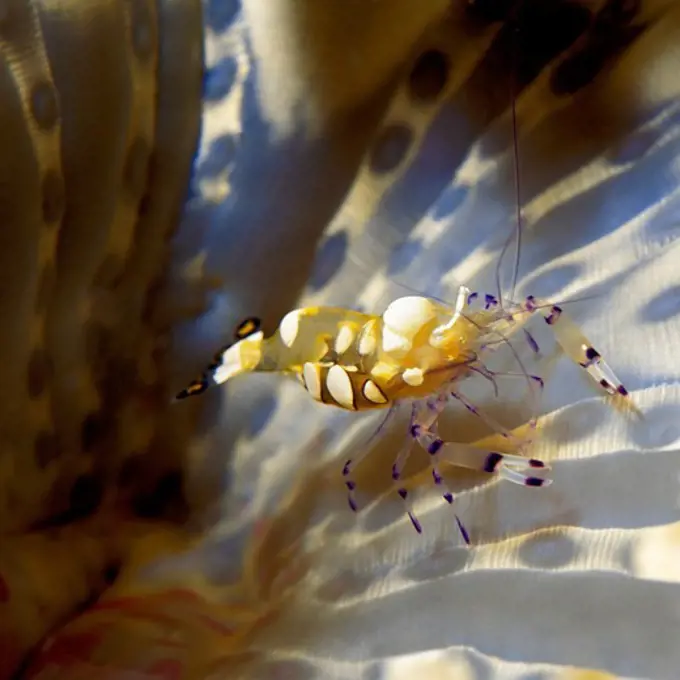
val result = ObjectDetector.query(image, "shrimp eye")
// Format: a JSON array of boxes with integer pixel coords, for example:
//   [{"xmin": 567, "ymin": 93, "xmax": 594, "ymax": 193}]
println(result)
[
  {"xmin": 175, "ymin": 378, "xmax": 209, "ymax": 400},
  {"xmin": 234, "ymin": 316, "xmax": 261, "ymax": 340}
]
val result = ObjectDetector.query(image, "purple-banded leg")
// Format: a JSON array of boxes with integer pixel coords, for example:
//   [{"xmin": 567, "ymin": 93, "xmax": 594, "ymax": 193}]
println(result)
[
  {"xmin": 343, "ymin": 404, "xmax": 401, "ymax": 511},
  {"xmin": 342, "ymin": 445, "xmax": 378, "ymax": 512},
  {"xmin": 411, "ymin": 418, "xmax": 471, "ymax": 545},
  {"xmin": 414, "ymin": 426, "xmax": 551, "ymax": 488},
  {"xmin": 391, "ymin": 436, "xmax": 421, "ymax": 534},
  {"xmin": 524, "ymin": 295, "xmax": 629, "ymax": 398}
]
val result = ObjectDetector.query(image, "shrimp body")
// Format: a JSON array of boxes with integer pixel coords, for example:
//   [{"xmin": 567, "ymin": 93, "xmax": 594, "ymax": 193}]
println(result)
[
  {"xmin": 178, "ymin": 288, "xmax": 488, "ymax": 409},
  {"xmin": 176, "ymin": 287, "xmax": 630, "ymax": 544}
]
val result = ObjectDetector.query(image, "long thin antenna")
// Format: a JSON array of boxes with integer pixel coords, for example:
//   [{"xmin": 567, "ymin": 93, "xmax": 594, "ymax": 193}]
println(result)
[{"xmin": 495, "ymin": 6, "xmax": 523, "ymax": 305}]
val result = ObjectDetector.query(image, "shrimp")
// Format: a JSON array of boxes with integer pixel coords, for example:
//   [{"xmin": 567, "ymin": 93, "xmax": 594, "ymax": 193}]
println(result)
[
  {"xmin": 176, "ymin": 12, "xmax": 633, "ymax": 544},
  {"xmin": 176, "ymin": 285, "xmax": 630, "ymax": 543}
]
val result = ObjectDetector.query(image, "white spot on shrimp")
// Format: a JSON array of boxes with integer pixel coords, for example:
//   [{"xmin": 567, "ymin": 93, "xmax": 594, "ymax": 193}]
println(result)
[
  {"xmin": 326, "ymin": 365, "xmax": 356, "ymax": 409},
  {"xmin": 383, "ymin": 296, "xmax": 437, "ymax": 337},
  {"xmin": 279, "ymin": 310, "xmax": 301, "ymax": 347},
  {"xmin": 381, "ymin": 326, "xmax": 412, "ymax": 354},
  {"xmin": 402, "ymin": 367, "xmax": 425, "ymax": 386},
  {"xmin": 302, "ymin": 362, "xmax": 322, "ymax": 400},
  {"xmin": 362, "ymin": 379, "xmax": 388, "ymax": 404},
  {"xmin": 358, "ymin": 320, "xmax": 378, "ymax": 355},
  {"xmin": 335, "ymin": 325, "xmax": 355, "ymax": 355}
]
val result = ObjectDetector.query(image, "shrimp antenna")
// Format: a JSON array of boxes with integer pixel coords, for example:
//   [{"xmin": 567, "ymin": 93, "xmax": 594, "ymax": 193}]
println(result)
[{"xmin": 495, "ymin": 7, "xmax": 523, "ymax": 308}]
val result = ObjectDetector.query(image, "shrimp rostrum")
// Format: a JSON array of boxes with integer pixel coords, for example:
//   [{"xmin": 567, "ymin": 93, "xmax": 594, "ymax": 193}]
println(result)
[{"xmin": 177, "ymin": 286, "xmax": 629, "ymax": 543}]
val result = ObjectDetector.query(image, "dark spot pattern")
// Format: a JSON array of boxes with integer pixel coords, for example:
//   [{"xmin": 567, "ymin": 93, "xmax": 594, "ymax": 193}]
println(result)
[
  {"xmin": 133, "ymin": 469, "xmax": 185, "ymax": 518},
  {"xmin": 130, "ymin": 0, "xmax": 154, "ymax": 60},
  {"xmin": 308, "ymin": 230, "xmax": 348, "ymax": 291},
  {"xmin": 81, "ymin": 411, "xmax": 107, "ymax": 452},
  {"xmin": 387, "ymin": 239, "xmax": 424, "ymax": 276},
  {"xmin": 68, "ymin": 473, "xmax": 104, "ymax": 519},
  {"xmin": 368, "ymin": 123, "xmax": 414, "ymax": 174},
  {"xmin": 204, "ymin": 56, "xmax": 238, "ymax": 101},
  {"xmin": 30, "ymin": 82, "xmax": 59, "ymax": 130},
  {"xmin": 409, "ymin": 49, "xmax": 450, "ymax": 102},
  {"xmin": 551, "ymin": 0, "xmax": 644, "ymax": 95},
  {"xmin": 195, "ymin": 133, "xmax": 238, "ymax": 181},
  {"xmin": 206, "ymin": 0, "xmax": 240, "ymax": 33}
]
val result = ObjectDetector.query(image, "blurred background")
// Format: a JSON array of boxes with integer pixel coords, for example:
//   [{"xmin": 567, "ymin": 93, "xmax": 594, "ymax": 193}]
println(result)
[{"xmin": 1, "ymin": 0, "xmax": 680, "ymax": 678}]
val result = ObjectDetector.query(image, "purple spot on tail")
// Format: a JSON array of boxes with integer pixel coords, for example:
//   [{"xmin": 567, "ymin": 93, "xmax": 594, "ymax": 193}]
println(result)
[
  {"xmin": 398, "ymin": 488, "xmax": 408, "ymax": 499},
  {"xmin": 428, "ymin": 438, "xmax": 444, "ymax": 455},
  {"xmin": 409, "ymin": 513, "xmax": 423, "ymax": 533},
  {"xmin": 348, "ymin": 497, "xmax": 358, "ymax": 512},
  {"xmin": 525, "ymin": 330, "xmax": 540, "ymax": 353},
  {"xmin": 525, "ymin": 477, "xmax": 545, "ymax": 487},
  {"xmin": 525, "ymin": 295, "xmax": 537, "ymax": 311},
  {"xmin": 483, "ymin": 452, "xmax": 503, "ymax": 473},
  {"xmin": 617, "ymin": 385, "xmax": 629, "ymax": 396},
  {"xmin": 343, "ymin": 460, "xmax": 351, "ymax": 476},
  {"xmin": 600, "ymin": 379, "xmax": 611, "ymax": 389},
  {"xmin": 455, "ymin": 516, "xmax": 471, "ymax": 545},
  {"xmin": 410, "ymin": 424, "xmax": 421, "ymax": 437},
  {"xmin": 443, "ymin": 492, "xmax": 453, "ymax": 504},
  {"xmin": 529, "ymin": 459, "xmax": 545, "ymax": 468},
  {"xmin": 467, "ymin": 291, "xmax": 478, "ymax": 305},
  {"xmin": 345, "ymin": 480, "xmax": 356, "ymax": 491},
  {"xmin": 392, "ymin": 464, "xmax": 400, "ymax": 481},
  {"xmin": 531, "ymin": 375, "xmax": 545, "ymax": 388},
  {"xmin": 432, "ymin": 469, "xmax": 442, "ymax": 485}
]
